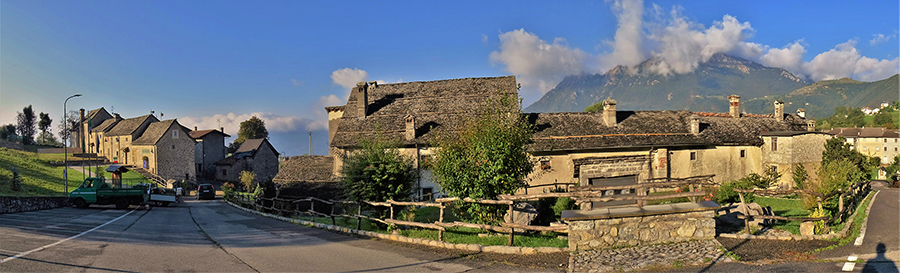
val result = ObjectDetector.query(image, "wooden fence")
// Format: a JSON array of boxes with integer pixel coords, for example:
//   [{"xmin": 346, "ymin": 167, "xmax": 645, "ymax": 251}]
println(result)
[
  {"xmin": 226, "ymin": 175, "xmax": 719, "ymax": 246},
  {"xmin": 733, "ymin": 180, "xmax": 870, "ymax": 234}
]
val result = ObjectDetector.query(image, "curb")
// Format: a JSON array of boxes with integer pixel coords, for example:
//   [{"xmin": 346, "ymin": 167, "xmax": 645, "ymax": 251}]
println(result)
[
  {"xmin": 717, "ymin": 190, "xmax": 876, "ymax": 241},
  {"xmin": 224, "ymin": 200, "xmax": 567, "ymax": 255}
]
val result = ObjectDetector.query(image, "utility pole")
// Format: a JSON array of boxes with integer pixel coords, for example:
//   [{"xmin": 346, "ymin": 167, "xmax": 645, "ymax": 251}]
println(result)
[
  {"xmin": 308, "ymin": 132, "xmax": 312, "ymax": 155},
  {"xmin": 64, "ymin": 94, "xmax": 82, "ymax": 197}
]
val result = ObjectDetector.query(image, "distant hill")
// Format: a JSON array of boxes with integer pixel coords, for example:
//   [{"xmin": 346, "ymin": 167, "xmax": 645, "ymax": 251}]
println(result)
[
  {"xmin": 741, "ymin": 74, "xmax": 899, "ymax": 118},
  {"xmin": 525, "ymin": 53, "xmax": 810, "ymax": 113}
]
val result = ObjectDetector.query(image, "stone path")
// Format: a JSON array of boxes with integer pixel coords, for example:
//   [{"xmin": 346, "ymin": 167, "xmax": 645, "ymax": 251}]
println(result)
[{"xmin": 570, "ymin": 240, "xmax": 729, "ymax": 272}]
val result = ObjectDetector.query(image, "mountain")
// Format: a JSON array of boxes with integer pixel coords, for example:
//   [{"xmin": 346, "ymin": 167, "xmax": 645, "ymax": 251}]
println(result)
[
  {"xmin": 525, "ymin": 53, "xmax": 810, "ymax": 113},
  {"xmin": 741, "ymin": 74, "xmax": 899, "ymax": 119}
]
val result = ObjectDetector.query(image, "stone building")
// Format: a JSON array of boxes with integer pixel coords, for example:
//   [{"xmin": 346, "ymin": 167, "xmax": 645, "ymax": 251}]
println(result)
[
  {"xmin": 323, "ymin": 75, "xmax": 825, "ymax": 201},
  {"xmin": 80, "ymin": 107, "xmax": 113, "ymax": 154},
  {"xmin": 273, "ymin": 155, "xmax": 341, "ymax": 198},
  {"xmin": 760, "ymin": 131, "xmax": 832, "ymax": 187},
  {"xmin": 190, "ymin": 127, "xmax": 230, "ymax": 179},
  {"xmin": 103, "ymin": 114, "xmax": 159, "ymax": 165},
  {"xmin": 90, "ymin": 113, "xmax": 123, "ymax": 158},
  {"xmin": 525, "ymin": 97, "xmax": 819, "ymax": 195},
  {"xmin": 214, "ymin": 138, "xmax": 279, "ymax": 183},
  {"xmin": 131, "ymin": 119, "xmax": 196, "ymax": 181},
  {"xmin": 328, "ymin": 76, "xmax": 519, "ymax": 200},
  {"xmin": 828, "ymin": 127, "xmax": 900, "ymax": 165}
]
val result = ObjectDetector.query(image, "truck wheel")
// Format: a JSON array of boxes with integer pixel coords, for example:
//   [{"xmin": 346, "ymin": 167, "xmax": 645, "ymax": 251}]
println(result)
[
  {"xmin": 160, "ymin": 202, "xmax": 169, "ymax": 207},
  {"xmin": 115, "ymin": 198, "xmax": 128, "ymax": 209},
  {"xmin": 74, "ymin": 198, "xmax": 88, "ymax": 208}
]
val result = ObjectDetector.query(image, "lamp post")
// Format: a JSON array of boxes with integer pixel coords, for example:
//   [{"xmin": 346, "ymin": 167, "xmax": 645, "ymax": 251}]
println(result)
[{"xmin": 64, "ymin": 94, "xmax": 82, "ymax": 197}]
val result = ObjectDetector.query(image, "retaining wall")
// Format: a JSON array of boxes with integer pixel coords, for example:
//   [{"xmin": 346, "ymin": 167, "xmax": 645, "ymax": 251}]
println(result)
[
  {"xmin": 568, "ymin": 210, "xmax": 716, "ymax": 251},
  {"xmin": 0, "ymin": 196, "xmax": 70, "ymax": 214}
]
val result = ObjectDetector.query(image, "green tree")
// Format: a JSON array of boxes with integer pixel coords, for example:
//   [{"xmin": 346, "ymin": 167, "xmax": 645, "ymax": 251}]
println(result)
[
  {"xmin": 229, "ymin": 116, "xmax": 268, "ymax": 153},
  {"xmin": 37, "ymin": 112, "xmax": 55, "ymax": 145},
  {"xmin": 16, "ymin": 105, "xmax": 37, "ymax": 144},
  {"xmin": 0, "ymin": 124, "xmax": 16, "ymax": 141},
  {"xmin": 431, "ymin": 92, "xmax": 535, "ymax": 224},
  {"xmin": 584, "ymin": 103, "xmax": 604, "ymax": 112},
  {"xmin": 340, "ymin": 137, "xmax": 417, "ymax": 203},
  {"xmin": 239, "ymin": 170, "xmax": 256, "ymax": 192},
  {"xmin": 792, "ymin": 164, "xmax": 808, "ymax": 189},
  {"xmin": 873, "ymin": 110, "xmax": 893, "ymax": 127}
]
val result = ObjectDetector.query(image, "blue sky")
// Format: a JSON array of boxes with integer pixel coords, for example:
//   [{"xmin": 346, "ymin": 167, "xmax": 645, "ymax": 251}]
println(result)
[{"xmin": 2, "ymin": 0, "xmax": 898, "ymax": 156}]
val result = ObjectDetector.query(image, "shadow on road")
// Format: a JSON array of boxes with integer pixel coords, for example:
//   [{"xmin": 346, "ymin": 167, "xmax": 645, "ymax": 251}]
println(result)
[{"xmin": 862, "ymin": 243, "xmax": 899, "ymax": 273}]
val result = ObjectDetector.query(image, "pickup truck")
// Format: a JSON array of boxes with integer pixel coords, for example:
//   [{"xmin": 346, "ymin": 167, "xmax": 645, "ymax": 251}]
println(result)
[{"xmin": 69, "ymin": 177, "xmax": 151, "ymax": 209}]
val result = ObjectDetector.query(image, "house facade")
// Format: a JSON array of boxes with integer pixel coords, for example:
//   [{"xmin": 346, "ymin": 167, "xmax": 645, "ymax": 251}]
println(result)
[
  {"xmin": 215, "ymin": 138, "xmax": 279, "ymax": 183},
  {"xmin": 131, "ymin": 120, "xmax": 196, "ymax": 181},
  {"xmin": 829, "ymin": 127, "xmax": 900, "ymax": 165},
  {"xmin": 103, "ymin": 114, "xmax": 158, "ymax": 165},
  {"xmin": 190, "ymin": 128, "xmax": 230, "ymax": 179}
]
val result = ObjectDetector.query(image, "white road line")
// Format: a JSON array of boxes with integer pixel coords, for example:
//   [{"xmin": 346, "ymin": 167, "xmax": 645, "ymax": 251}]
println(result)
[
  {"xmin": 842, "ymin": 256, "xmax": 858, "ymax": 271},
  {"xmin": 0, "ymin": 208, "xmax": 137, "ymax": 264}
]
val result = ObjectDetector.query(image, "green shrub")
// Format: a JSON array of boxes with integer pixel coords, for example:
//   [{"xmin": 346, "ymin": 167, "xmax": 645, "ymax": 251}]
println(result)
[
  {"xmin": 240, "ymin": 171, "xmax": 256, "ymax": 192},
  {"xmin": 809, "ymin": 207, "xmax": 830, "ymax": 234},
  {"xmin": 552, "ymin": 197, "xmax": 575, "ymax": 217}
]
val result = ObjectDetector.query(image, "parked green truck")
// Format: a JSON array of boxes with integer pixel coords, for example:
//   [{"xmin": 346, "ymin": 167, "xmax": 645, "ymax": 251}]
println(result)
[{"xmin": 69, "ymin": 177, "xmax": 150, "ymax": 209}]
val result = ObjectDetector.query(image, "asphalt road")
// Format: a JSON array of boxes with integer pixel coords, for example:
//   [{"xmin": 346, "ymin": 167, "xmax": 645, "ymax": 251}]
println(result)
[{"xmin": 0, "ymin": 196, "xmax": 562, "ymax": 272}]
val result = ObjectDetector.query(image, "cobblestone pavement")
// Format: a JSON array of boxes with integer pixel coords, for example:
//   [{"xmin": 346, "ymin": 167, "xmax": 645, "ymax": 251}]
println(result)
[{"xmin": 571, "ymin": 240, "xmax": 729, "ymax": 272}]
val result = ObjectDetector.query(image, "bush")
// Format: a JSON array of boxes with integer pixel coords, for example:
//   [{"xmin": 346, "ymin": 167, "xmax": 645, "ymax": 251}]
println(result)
[
  {"xmin": 552, "ymin": 197, "xmax": 575, "ymax": 217},
  {"xmin": 239, "ymin": 171, "xmax": 256, "ymax": 192},
  {"xmin": 340, "ymin": 137, "xmax": 417, "ymax": 204},
  {"xmin": 809, "ymin": 207, "xmax": 830, "ymax": 234}
]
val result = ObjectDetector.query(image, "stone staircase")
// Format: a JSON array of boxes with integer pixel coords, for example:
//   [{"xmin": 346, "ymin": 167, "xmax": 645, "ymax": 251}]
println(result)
[{"xmin": 133, "ymin": 168, "xmax": 167, "ymax": 187}]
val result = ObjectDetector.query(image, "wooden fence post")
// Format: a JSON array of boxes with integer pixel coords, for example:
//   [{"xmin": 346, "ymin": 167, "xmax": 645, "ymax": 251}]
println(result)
[
  {"xmin": 311, "ymin": 199, "xmax": 316, "ymax": 223},
  {"xmin": 507, "ymin": 203, "xmax": 514, "ymax": 246},
  {"xmin": 438, "ymin": 204, "xmax": 445, "ymax": 242},
  {"xmin": 330, "ymin": 202, "xmax": 336, "ymax": 226},
  {"xmin": 389, "ymin": 202, "xmax": 395, "ymax": 221},
  {"xmin": 738, "ymin": 192, "xmax": 751, "ymax": 235},
  {"xmin": 356, "ymin": 203, "xmax": 363, "ymax": 230}
]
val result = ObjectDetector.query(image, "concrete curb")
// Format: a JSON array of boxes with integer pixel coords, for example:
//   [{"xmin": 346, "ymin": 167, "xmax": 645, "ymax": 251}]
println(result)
[
  {"xmin": 225, "ymin": 200, "xmax": 567, "ymax": 255},
  {"xmin": 717, "ymin": 190, "xmax": 876, "ymax": 241}
]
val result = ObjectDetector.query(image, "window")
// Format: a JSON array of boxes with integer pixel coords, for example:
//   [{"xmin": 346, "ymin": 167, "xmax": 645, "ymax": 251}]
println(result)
[
  {"xmin": 221, "ymin": 169, "xmax": 227, "ymax": 176},
  {"xmin": 173, "ymin": 130, "xmax": 179, "ymax": 139},
  {"xmin": 690, "ymin": 151, "xmax": 697, "ymax": 160},
  {"xmin": 740, "ymin": 150, "xmax": 745, "ymax": 158},
  {"xmin": 540, "ymin": 160, "xmax": 551, "ymax": 170},
  {"xmin": 421, "ymin": 187, "xmax": 433, "ymax": 201},
  {"xmin": 771, "ymin": 137, "xmax": 777, "ymax": 151},
  {"xmin": 172, "ymin": 145, "xmax": 175, "ymax": 149}
]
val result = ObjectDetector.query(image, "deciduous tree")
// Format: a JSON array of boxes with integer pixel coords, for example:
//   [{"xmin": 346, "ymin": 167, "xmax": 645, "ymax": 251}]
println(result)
[
  {"xmin": 340, "ymin": 137, "xmax": 417, "ymax": 203},
  {"xmin": 16, "ymin": 105, "xmax": 36, "ymax": 145}
]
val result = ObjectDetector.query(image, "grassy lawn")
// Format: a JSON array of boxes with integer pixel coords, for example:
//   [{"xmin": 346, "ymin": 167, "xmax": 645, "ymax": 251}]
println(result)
[
  {"xmin": 755, "ymin": 196, "xmax": 810, "ymax": 235},
  {"xmin": 0, "ymin": 148, "xmax": 86, "ymax": 196}
]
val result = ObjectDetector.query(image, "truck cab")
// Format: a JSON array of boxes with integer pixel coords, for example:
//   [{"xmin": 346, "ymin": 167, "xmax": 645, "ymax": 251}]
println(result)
[{"xmin": 70, "ymin": 177, "xmax": 150, "ymax": 209}]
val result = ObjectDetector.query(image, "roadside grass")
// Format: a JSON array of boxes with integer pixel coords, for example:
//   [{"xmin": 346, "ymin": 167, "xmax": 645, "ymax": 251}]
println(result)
[
  {"xmin": 0, "ymin": 148, "xmax": 85, "ymax": 196},
  {"xmin": 229, "ymin": 195, "xmax": 568, "ymax": 248},
  {"xmin": 814, "ymin": 191, "xmax": 875, "ymax": 252},
  {"xmin": 754, "ymin": 196, "xmax": 810, "ymax": 235}
]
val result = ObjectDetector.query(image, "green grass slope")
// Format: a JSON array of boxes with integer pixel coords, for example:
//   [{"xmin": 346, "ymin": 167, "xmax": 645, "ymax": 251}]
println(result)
[{"xmin": 0, "ymin": 148, "xmax": 87, "ymax": 196}]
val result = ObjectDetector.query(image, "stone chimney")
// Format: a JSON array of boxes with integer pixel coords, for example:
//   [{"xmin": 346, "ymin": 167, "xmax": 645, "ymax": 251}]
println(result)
[
  {"xmin": 405, "ymin": 114, "xmax": 415, "ymax": 141},
  {"xmin": 194, "ymin": 126, "xmax": 198, "ymax": 131},
  {"xmin": 114, "ymin": 113, "xmax": 122, "ymax": 120},
  {"xmin": 690, "ymin": 117, "xmax": 700, "ymax": 135},
  {"xmin": 728, "ymin": 95, "xmax": 740, "ymax": 118},
  {"xmin": 796, "ymin": 108, "xmax": 806, "ymax": 118},
  {"xmin": 807, "ymin": 120, "xmax": 816, "ymax": 132},
  {"xmin": 220, "ymin": 127, "xmax": 224, "ymax": 133},
  {"xmin": 602, "ymin": 99, "xmax": 617, "ymax": 127},
  {"xmin": 774, "ymin": 100, "xmax": 784, "ymax": 121},
  {"xmin": 355, "ymin": 81, "xmax": 369, "ymax": 118}
]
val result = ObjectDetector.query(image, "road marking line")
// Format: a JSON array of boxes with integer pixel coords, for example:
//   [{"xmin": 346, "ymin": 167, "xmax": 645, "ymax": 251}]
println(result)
[
  {"xmin": 0, "ymin": 208, "xmax": 137, "ymax": 264},
  {"xmin": 842, "ymin": 256, "xmax": 858, "ymax": 271}
]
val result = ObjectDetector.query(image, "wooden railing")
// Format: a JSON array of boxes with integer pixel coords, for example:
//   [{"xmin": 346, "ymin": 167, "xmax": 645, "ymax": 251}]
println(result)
[
  {"xmin": 732, "ymin": 180, "xmax": 871, "ymax": 234},
  {"xmin": 501, "ymin": 175, "xmax": 717, "ymax": 209},
  {"xmin": 225, "ymin": 192, "xmax": 568, "ymax": 246}
]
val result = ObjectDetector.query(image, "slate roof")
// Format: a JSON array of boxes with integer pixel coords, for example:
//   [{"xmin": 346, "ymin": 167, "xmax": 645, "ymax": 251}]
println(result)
[
  {"xmin": 86, "ymin": 108, "xmax": 109, "ymax": 122},
  {"xmin": 189, "ymin": 129, "xmax": 230, "ymax": 139},
  {"xmin": 828, "ymin": 127, "xmax": 900, "ymax": 138},
  {"xmin": 132, "ymin": 119, "xmax": 190, "ymax": 145},
  {"xmin": 331, "ymin": 76, "xmax": 518, "ymax": 148},
  {"xmin": 527, "ymin": 111, "xmax": 810, "ymax": 152},
  {"xmin": 93, "ymin": 117, "xmax": 121, "ymax": 133},
  {"xmin": 273, "ymin": 156, "xmax": 336, "ymax": 183},
  {"xmin": 215, "ymin": 138, "xmax": 278, "ymax": 166},
  {"xmin": 106, "ymin": 114, "xmax": 158, "ymax": 136}
]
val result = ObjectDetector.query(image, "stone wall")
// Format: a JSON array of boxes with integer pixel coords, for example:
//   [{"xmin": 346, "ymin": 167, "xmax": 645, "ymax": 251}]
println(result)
[
  {"xmin": 248, "ymin": 145, "xmax": 279, "ymax": 183},
  {"xmin": 0, "ymin": 196, "xmax": 69, "ymax": 214},
  {"xmin": 156, "ymin": 126, "xmax": 196, "ymax": 181},
  {"xmin": 568, "ymin": 210, "xmax": 716, "ymax": 251}
]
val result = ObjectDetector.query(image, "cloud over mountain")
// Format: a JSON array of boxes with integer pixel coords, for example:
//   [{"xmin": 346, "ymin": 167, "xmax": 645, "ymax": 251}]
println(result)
[{"xmin": 490, "ymin": 0, "xmax": 899, "ymax": 98}]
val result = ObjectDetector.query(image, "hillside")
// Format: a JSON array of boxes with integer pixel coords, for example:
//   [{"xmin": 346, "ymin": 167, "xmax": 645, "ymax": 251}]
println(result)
[
  {"xmin": 0, "ymin": 148, "xmax": 85, "ymax": 196},
  {"xmin": 525, "ymin": 53, "xmax": 809, "ymax": 113},
  {"xmin": 741, "ymin": 74, "xmax": 899, "ymax": 118}
]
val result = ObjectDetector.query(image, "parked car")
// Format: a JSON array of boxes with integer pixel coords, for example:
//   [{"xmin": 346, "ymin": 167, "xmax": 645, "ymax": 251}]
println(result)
[{"xmin": 197, "ymin": 184, "xmax": 216, "ymax": 200}]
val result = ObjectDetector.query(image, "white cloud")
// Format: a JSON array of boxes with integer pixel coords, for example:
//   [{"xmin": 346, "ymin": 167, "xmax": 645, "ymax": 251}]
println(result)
[
  {"xmin": 870, "ymin": 33, "xmax": 895, "ymax": 45},
  {"xmin": 481, "ymin": 33, "xmax": 489, "ymax": 44},
  {"xmin": 489, "ymin": 29, "xmax": 589, "ymax": 94},
  {"xmin": 644, "ymin": 10, "xmax": 757, "ymax": 75},
  {"xmin": 758, "ymin": 41, "xmax": 807, "ymax": 76},
  {"xmin": 604, "ymin": 0, "xmax": 646, "ymax": 70},
  {"xmin": 330, "ymin": 68, "xmax": 369, "ymax": 92},
  {"xmin": 291, "ymin": 79, "xmax": 303, "ymax": 86},
  {"xmin": 179, "ymin": 112, "xmax": 326, "ymax": 138}
]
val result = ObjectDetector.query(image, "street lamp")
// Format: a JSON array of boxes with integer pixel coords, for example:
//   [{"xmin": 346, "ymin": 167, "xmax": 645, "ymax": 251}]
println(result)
[{"xmin": 64, "ymin": 94, "xmax": 82, "ymax": 197}]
